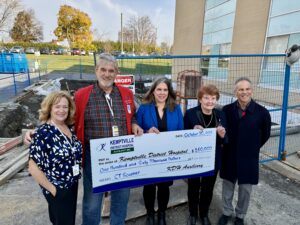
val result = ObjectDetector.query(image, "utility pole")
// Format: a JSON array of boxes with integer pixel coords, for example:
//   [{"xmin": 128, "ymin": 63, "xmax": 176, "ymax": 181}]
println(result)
[
  {"xmin": 132, "ymin": 29, "xmax": 135, "ymax": 54},
  {"xmin": 121, "ymin": 13, "xmax": 124, "ymax": 54},
  {"xmin": 155, "ymin": 27, "xmax": 158, "ymax": 46}
]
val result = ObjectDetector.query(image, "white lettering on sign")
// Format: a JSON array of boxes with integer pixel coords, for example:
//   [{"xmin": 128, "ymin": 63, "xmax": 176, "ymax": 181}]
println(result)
[{"xmin": 115, "ymin": 78, "xmax": 133, "ymax": 84}]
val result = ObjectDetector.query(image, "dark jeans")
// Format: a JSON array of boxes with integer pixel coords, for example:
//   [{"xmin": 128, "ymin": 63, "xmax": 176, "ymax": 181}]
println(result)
[
  {"xmin": 44, "ymin": 182, "xmax": 78, "ymax": 225},
  {"xmin": 82, "ymin": 149, "xmax": 129, "ymax": 225},
  {"xmin": 143, "ymin": 182, "xmax": 171, "ymax": 213},
  {"xmin": 187, "ymin": 173, "xmax": 218, "ymax": 218}
]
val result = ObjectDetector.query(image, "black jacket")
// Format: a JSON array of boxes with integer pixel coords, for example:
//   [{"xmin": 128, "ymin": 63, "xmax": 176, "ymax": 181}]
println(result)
[
  {"xmin": 184, "ymin": 105, "xmax": 227, "ymax": 171},
  {"xmin": 221, "ymin": 100, "xmax": 271, "ymax": 184}
]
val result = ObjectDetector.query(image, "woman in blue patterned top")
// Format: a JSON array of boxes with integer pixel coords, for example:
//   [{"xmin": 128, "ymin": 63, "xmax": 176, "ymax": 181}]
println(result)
[{"xmin": 28, "ymin": 91, "xmax": 82, "ymax": 225}]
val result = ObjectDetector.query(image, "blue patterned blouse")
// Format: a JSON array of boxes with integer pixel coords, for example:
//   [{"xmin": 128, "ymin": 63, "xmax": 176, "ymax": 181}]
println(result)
[{"xmin": 29, "ymin": 123, "xmax": 82, "ymax": 194}]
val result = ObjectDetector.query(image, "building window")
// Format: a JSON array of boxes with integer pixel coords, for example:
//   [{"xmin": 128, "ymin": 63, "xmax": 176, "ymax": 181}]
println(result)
[
  {"xmin": 201, "ymin": 43, "xmax": 231, "ymax": 80},
  {"xmin": 271, "ymin": 0, "xmax": 300, "ymax": 17},
  {"xmin": 205, "ymin": 0, "xmax": 230, "ymax": 10},
  {"xmin": 202, "ymin": 0, "xmax": 236, "ymax": 80},
  {"xmin": 269, "ymin": 11, "xmax": 300, "ymax": 36},
  {"xmin": 261, "ymin": 34, "xmax": 300, "ymax": 90},
  {"xmin": 260, "ymin": 0, "xmax": 300, "ymax": 90}
]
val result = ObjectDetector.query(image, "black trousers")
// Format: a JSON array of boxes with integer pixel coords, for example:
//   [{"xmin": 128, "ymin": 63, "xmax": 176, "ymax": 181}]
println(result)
[
  {"xmin": 187, "ymin": 173, "xmax": 218, "ymax": 218},
  {"xmin": 44, "ymin": 183, "xmax": 78, "ymax": 225},
  {"xmin": 143, "ymin": 182, "xmax": 171, "ymax": 213}
]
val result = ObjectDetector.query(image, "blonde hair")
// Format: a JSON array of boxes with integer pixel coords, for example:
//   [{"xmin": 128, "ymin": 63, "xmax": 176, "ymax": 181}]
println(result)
[{"xmin": 39, "ymin": 91, "xmax": 75, "ymax": 125}]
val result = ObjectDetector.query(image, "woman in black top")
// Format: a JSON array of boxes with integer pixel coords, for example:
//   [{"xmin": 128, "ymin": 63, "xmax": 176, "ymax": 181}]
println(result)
[
  {"xmin": 136, "ymin": 77, "xmax": 184, "ymax": 225},
  {"xmin": 184, "ymin": 84, "xmax": 226, "ymax": 225}
]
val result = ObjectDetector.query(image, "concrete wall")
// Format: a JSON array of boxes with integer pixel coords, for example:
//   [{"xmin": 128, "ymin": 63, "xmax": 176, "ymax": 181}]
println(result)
[
  {"xmin": 172, "ymin": 0, "xmax": 205, "ymax": 79},
  {"xmin": 173, "ymin": 0, "xmax": 205, "ymax": 55}
]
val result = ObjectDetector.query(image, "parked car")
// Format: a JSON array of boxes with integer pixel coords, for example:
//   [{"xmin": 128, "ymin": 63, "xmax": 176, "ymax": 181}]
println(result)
[
  {"xmin": 0, "ymin": 47, "xmax": 8, "ymax": 53},
  {"xmin": 80, "ymin": 49, "xmax": 86, "ymax": 55},
  {"xmin": 25, "ymin": 47, "xmax": 36, "ymax": 54},
  {"xmin": 40, "ymin": 48, "xmax": 50, "ymax": 54},
  {"xmin": 55, "ymin": 48, "xmax": 67, "ymax": 55},
  {"xmin": 50, "ymin": 49, "xmax": 56, "ymax": 55},
  {"xmin": 87, "ymin": 51, "xmax": 94, "ymax": 56},
  {"xmin": 10, "ymin": 46, "xmax": 24, "ymax": 53},
  {"xmin": 127, "ymin": 52, "xmax": 136, "ymax": 57},
  {"xmin": 71, "ymin": 48, "xmax": 81, "ymax": 55},
  {"xmin": 118, "ymin": 52, "xmax": 128, "ymax": 57},
  {"xmin": 150, "ymin": 52, "xmax": 161, "ymax": 56},
  {"xmin": 111, "ymin": 51, "xmax": 121, "ymax": 57}
]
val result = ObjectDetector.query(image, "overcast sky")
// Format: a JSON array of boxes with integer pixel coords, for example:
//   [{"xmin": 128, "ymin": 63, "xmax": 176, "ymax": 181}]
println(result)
[{"xmin": 21, "ymin": 0, "xmax": 176, "ymax": 45}]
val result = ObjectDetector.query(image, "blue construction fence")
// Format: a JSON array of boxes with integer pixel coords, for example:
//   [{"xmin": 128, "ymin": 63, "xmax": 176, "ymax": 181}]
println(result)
[
  {"xmin": 0, "ymin": 53, "xmax": 298, "ymax": 163},
  {"xmin": 0, "ymin": 54, "xmax": 96, "ymax": 101}
]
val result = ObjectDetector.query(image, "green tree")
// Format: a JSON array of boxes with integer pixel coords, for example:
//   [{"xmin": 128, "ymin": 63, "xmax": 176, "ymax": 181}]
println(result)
[
  {"xmin": 9, "ymin": 9, "xmax": 43, "ymax": 42},
  {"xmin": 54, "ymin": 5, "xmax": 93, "ymax": 49}
]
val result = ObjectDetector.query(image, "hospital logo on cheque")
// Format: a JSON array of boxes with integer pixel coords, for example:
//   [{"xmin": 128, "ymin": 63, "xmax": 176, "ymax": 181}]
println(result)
[{"xmin": 96, "ymin": 143, "xmax": 106, "ymax": 152}]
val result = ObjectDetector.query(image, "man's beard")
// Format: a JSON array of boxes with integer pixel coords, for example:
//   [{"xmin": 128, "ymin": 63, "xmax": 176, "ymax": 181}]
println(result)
[{"xmin": 99, "ymin": 80, "xmax": 114, "ymax": 88}]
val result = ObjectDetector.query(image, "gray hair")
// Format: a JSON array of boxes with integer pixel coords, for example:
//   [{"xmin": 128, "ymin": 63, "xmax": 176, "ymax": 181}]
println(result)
[
  {"xmin": 96, "ymin": 53, "xmax": 118, "ymax": 70},
  {"xmin": 234, "ymin": 77, "xmax": 252, "ymax": 91},
  {"xmin": 234, "ymin": 77, "xmax": 252, "ymax": 85}
]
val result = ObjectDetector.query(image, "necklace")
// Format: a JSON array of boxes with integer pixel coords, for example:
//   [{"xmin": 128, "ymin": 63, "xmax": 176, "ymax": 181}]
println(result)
[
  {"xmin": 201, "ymin": 113, "xmax": 214, "ymax": 128},
  {"xmin": 200, "ymin": 112, "xmax": 214, "ymax": 128}
]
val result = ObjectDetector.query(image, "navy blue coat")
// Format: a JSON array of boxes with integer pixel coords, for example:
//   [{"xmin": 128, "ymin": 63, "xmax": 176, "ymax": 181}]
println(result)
[
  {"xmin": 221, "ymin": 100, "xmax": 271, "ymax": 184},
  {"xmin": 184, "ymin": 105, "xmax": 227, "ymax": 171}
]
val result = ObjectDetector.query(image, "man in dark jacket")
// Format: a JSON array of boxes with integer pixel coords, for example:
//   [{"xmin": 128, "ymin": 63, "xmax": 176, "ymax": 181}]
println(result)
[{"xmin": 217, "ymin": 77, "xmax": 271, "ymax": 225}]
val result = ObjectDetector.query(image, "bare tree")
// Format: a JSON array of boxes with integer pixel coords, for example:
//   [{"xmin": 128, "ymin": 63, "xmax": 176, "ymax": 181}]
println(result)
[
  {"xmin": 93, "ymin": 28, "xmax": 109, "ymax": 41},
  {"xmin": 123, "ymin": 15, "xmax": 156, "ymax": 47},
  {"xmin": 118, "ymin": 27, "xmax": 133, "ymax": 43},
  {"xmin": 160, "ymin": 42, "xmax": 170, "ymax": 54},
  {"xmin": 160, "ymin": 36, "xmax": 172, "ymax": 54},
  {"xmin": 0, "ymin": 0, "xmax": 20, "ymax": 33},
  {"xmin": 103, "ymin": 41, "xmax": 113, "ymax": 53}
]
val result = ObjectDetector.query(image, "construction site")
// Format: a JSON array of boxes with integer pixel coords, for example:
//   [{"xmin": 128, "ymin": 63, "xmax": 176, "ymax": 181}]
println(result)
[{"xmin": 0, "ymin": 73, "xmax": 300, "ymax": 225}]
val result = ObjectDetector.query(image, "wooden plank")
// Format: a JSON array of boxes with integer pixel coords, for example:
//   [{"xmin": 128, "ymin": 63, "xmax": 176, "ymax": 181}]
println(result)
[
  {"xmin": 0, "ymin": 154, "xmax": 28, "ymax": 186},
  {"xmin": 0, "ymin": 148, "xmax": 29, "ymax": 175},
  {"xmin": 0, "ymin": 138, "xmax": 13, "ymax": 145},
  {"xmin": 0, "ymin": 145, "xmax": 25, "ymax": 161},
  {"xmin": 0, "ymin": 136, "xmax": 22, "ymax": 155}
]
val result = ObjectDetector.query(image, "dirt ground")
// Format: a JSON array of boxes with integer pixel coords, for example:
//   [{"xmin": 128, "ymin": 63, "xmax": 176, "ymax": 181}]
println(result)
[{"xmin": 0, "ymin": 164, "xmax": 299, "ymax": 225}]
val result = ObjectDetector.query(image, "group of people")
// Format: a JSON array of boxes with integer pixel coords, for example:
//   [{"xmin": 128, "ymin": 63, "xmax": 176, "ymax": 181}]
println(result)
[{"xmin": 25, "ymin": 53, "xmax": 271, "ymax": 225}]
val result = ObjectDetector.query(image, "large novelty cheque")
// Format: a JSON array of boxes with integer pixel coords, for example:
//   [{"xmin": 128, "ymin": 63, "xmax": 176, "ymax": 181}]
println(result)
[{"xmin": 90, "ymin": 128, "xmax": 216, "ymax": 193}]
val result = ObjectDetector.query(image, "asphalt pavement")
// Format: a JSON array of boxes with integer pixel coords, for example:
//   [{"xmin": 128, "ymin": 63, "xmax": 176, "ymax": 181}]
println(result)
[{"xmin": 0, "ymin": 160, "xmax": 300, "ymax": 225}]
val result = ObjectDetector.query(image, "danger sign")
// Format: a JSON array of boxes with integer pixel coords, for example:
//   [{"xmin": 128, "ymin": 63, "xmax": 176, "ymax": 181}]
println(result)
[
  {"xmin": 114, "ymin": 76, "xmax": 134, "ymax": 85},
  {"xmin": 114, "ymin": 75, "xmax": 135, "ymax": 94}
]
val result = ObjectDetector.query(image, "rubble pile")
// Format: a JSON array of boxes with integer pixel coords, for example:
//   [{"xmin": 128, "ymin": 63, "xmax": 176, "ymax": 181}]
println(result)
[
  {"xmin": 0, "ymin": 103, "xmax": 35, "ymax": 137},
  {"xmin": 0, "ymin": 79, "xmax": 95, "ymax": 138}
]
